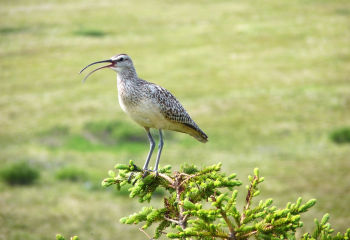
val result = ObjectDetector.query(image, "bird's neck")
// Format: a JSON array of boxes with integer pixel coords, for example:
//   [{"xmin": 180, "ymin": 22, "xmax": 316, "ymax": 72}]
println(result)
[
  {"xmin": 116, "ymin": 67, "xmax": 141, "ymax": 99},
  {"xmin": 117, "ymin": 67, "xmax": 138, "ymax": 84},
  {"xmin": 116, "ymin": 67, "xmax": 143, "ymax": 108}
]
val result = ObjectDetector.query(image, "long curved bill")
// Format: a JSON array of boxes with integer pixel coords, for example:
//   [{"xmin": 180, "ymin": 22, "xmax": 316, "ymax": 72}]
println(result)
[{"xmin": 79, "ymin": 59, "xmax": 114, "ymax": 83}]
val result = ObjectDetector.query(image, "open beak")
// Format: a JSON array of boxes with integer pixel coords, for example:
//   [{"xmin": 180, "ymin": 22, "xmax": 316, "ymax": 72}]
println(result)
[{"xmin": 79, "ymin": 59, "xmax": 114, "ymax": 83}]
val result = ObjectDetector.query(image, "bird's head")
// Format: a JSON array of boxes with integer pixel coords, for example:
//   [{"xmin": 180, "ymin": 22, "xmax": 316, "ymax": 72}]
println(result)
[{"xmin": 80, "ymin": 54, "xmax": 134, "ymax": 82}]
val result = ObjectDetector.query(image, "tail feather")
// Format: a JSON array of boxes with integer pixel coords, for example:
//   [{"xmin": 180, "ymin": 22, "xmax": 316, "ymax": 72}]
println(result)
[{"xmin": 182, "ymin": 123, "xmax": 208, "ymax": 143}]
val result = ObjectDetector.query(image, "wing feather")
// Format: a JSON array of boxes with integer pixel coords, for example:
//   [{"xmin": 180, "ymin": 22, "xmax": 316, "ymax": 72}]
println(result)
[{"xmin": 147, "ymin": 83, "xmax": 208, "ymax": 142}]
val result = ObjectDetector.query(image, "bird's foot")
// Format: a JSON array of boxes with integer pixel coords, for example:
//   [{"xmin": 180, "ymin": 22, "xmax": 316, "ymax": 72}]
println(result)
[
  {"xmin": 131, "ymin": 178, "xmax": 138, "ymax": 185},
  {"xmin": 127, "ymin": 172, "xmax": 134, "ymax": 183},
  {"xmin": 154, "ymin": 170, "xmax": 159, "ymax": 177},
  {"xmin": 142, "ymin": 169, "xmax": 152, "ymax": 178},
  {"xmin": 127, "ymin": 173, "xmax": 139, "ymax": 185},
  {"xmin": 142, "ymin": 169, "xmax": 159, "ymax": 178}
]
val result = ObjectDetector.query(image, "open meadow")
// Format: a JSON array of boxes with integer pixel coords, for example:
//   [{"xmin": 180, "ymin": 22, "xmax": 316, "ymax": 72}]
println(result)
[{"xmin": 0, "ymin": 0, "xmax": 349, "ymax": 239}]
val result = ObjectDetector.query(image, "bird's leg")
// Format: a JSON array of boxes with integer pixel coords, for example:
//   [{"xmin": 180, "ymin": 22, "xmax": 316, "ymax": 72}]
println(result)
[
  {"xmin": 143, "ymin": 127, "xmax": 155, "ymax": 171},
  {"xmin": 153, "ymin": 129, "xmax": 164, "ymax": 175},
  {"xmin": 127, "ymin": 172, "xmax": 134, "ymax": 182}
]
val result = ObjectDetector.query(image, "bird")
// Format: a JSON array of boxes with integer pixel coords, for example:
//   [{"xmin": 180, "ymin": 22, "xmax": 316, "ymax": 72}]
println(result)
[{"xmin": 80, "ymin": 54, "xmax": 208, "ymax": 173}]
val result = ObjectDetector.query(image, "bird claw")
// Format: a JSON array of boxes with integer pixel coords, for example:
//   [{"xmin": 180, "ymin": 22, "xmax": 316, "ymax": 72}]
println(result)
[
  {"xmin": 154, "ymin": 170, "xmax": 159, "ymax": 177},
  {"xmin": 142, "ymin": 169, "xmax": 159, "ymax": 178},
  {"xmin": 131, "ymin": 178, "xmax": 138, "ymax": 185},
  {"xmin": 142, "ymin": 170, "xmax": 150, "ymax": 178},
  {"xmin": 127, "ymin": 172, "xmax": 134, "ymax": 183},
  {"xmin": 127, "ymin": 173, "xmax": 139, "ymax": 185}
]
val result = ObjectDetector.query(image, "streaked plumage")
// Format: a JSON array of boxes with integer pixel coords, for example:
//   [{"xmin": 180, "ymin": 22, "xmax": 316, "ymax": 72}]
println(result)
[{"xmin": 80, "ymin": 54, "xmax": 208, "ymax": 173}]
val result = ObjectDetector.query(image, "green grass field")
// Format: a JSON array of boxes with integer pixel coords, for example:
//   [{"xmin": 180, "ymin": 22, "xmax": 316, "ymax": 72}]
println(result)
[{"xmin": 1, "ymin": 0, "xmax": 349, "ymax": 239}]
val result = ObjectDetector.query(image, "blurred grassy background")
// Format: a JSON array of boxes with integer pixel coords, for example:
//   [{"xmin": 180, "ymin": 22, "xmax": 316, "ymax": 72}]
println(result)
[{"xmin": 0, "ymin": 0, "xmax": 349, "ymax": 239}]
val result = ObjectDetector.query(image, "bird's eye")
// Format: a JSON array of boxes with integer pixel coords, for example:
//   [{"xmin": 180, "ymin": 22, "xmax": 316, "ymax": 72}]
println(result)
[{"xmin": 119, "ymin": 57, "xmax": 124, "ymax": 62}]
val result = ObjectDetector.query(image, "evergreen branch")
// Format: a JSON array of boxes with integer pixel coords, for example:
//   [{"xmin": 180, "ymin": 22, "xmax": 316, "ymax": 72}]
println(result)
[
  {"xmin": 220, "ymin": 208, "xmax": 237, "ymax": 239},
  {"xmin": 240, "ymin": 175, "xmax": 256, "ymax": 225},
  {"xmin": 211, "ymin": 194, "xmax": 237, "ymax": 239},
  {"xmin": 157, "ymin": 172, "xmax": 175, "ymax": 186},
  {"xmin": 97, "ymin": 162, "xmax": 350, "ymax": 240},
  {"xmin": 164, "ymin": 216, "xmax": 180, "ymax": 225},
  {"xmin": 139, "ymin": 228, "xmax": 154, "ymax": 240},
  {"xmin": 239, "ymin": 230, "xmax": 258, "ymax": 239},
  {"xmin": 56, "ymin": 161, "xmax": 350, "ymax": 239},
  {"xmin": 240, "ymin": 168, "xmax": 263, "ymax": 225},
  {"xmin": 175, "ymin": 172, "xmax": 187, "ymax": 230}
]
